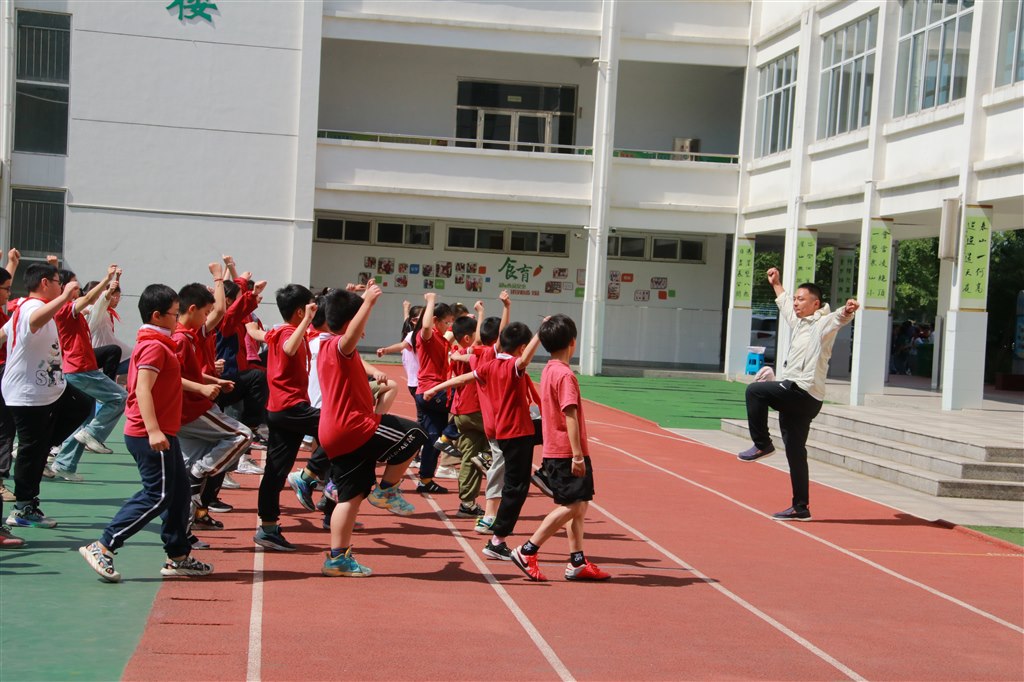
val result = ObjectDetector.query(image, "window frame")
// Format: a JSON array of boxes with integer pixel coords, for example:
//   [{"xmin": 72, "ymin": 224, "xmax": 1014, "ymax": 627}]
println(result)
[
  {"xmin": 996, "ymin": 0, "xmax": 1024, "ymax": 86},
  {"xmin": 650, "ymin": 237, "xmax": 706, "ymax": 264},
  {"xmin": 755, "ymin": 51, "xmax": 799, "ymax": 158},
  {"xmin": 14, "ymin": 9, "xmax": 71, "ymax": 156},
  {"xmin": 10, "ymin": 186, "xmax": 66, "ymax": 260},
  {"xmin": 818, "ymin": 12, "xmax": 878, "ymax": 139},
  {"xmin": 445, "ymin": 224, "xmax": 570, "ymax": 257},
  {"xmin": 314, "ymin": 215, "xmax": 434, "ymax": 249},
  {"xmin": 893, "ymin": 0, "xmax": 974, "ymax": 118},
  {"xmin": 454, "ymin": 78, "xmax": 578, "ymax": 153}
]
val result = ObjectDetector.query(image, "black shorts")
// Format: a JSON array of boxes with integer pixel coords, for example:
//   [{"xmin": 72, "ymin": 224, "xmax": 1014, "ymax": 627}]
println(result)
[
  {"xmin": 328, "ymin": 415, "xmax": 426, "ymax": 503},
  {"xmin": 542, "ymin": 456, "xmax": 595, "ymax": 505}
]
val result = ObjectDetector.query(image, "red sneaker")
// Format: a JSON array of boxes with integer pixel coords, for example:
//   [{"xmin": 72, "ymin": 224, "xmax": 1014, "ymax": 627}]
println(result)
[
  {"xmin": 510, "ymin": 546, "xmax": 547, "ymax": 582},
  {"xmin": 0, "ymin": 524, "xmax": 25, "ymax": 548},
  {"xmin": 565, "ymin": 560, "xmax": 610, "ymax": 581}
]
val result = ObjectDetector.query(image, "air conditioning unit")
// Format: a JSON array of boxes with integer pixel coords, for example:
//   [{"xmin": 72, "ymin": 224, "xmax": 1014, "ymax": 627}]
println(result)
[{"xmin": 673, "ymin": 137, "xmax": 700, "ymax": 161}]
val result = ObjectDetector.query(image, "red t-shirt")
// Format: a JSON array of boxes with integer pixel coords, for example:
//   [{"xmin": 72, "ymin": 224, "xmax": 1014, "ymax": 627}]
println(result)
[
  {"xmin": 265, "ymin": 324, "xmax": 310, "ymax": 412},
  {"xmin": 55, "ymin": 300, "xmax": 98, "ymax": 374},
  {"xmin": 173, "ymin": 324, "xmax": 213, "ymax": 424},
  {"xmin": 125, "ymin": 332, "xmax": 183, "ymax": 438},
  {"xmin": 473, "ymin": 353, "xmax": 533, "ymax": 440},
  {"xmin": 317, "ymin": 335, "xmax": 381, "ymax": 457},
  {"xmin": 470, "ymin": 345, "xmax": 497, "ymax": 439},
  {"xmin": 540, "ymin": 359, "xmax": 589, "ymax": 458},
  {"xmin": 415, "ymin": 330, "xmax": 449, "ymax": 393},
  {"xmin": 449, "ymin": 343, "xmax": 481, "ymax": 416}
]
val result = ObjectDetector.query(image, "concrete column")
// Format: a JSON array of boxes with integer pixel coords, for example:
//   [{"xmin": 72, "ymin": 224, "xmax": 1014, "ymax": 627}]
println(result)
[
  {"xmin": 829, "ymin": 248, "xmax": 855, "ymax": 378},
  {"xmin": 579, "ymin": 0, "xmax": 619, "ymax": 376},
  {"xmin": 849, "ymin": 184, "xmax": 889, "ymax": 406},
  {"xmin": 931, "ymin": 259, "xmax": 953, "ymax": 389}
]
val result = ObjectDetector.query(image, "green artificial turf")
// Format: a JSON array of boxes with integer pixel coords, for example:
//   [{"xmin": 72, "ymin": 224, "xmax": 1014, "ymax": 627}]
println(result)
[
  {"xmin": 572, "ymin": 375, "xmax": 748, "ymax": 429},
  {"xmin": 966, "ymin": 526, "xmax": 1024, "ymax": 547}
]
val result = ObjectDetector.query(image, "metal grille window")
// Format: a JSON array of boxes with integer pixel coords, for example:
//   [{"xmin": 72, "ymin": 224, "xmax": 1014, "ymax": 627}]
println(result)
[
  {"xmin": 11, "ymin": 188, "xmax": 65, "ymax": 258},
  {"xmin": 818, "ymin": 13, "xmax": 878, "ymax": 139},
  {"xmin": 15, "ymin": 11, "xmax": 70, "ymax": 154},
  {"xmin": 755, "ymin": 52, "xmax": 798, "ymax": 157},
  {"xmin": 996, "ymin": 0, "xmax": 1024, "ymax": 86},
  {"xmin": 894, "ymin": 0, "xmax": 974, "ymax": 117}
]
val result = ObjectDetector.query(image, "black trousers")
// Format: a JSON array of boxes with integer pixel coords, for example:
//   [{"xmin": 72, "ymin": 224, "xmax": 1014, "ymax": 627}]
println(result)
[
  {"xmin": 216, "ymin": 368, "xmax": 268, "ymax": 430},
  {"xmin": 489, "ymin": 434, "xmax": 535, "ymax": 538},
  {"xmin": 93, "ymin": 344, "xmax": 122, "ymax": 382},
  {"xmin": 745, "ymin": 380, "xmax": 822, "ymax": 509},
  {"xmin": 258, "ymin": 403, "xmax": 327, "ymax": 522},
  {"xmin": 10, "ymin": 385, "xmax": 94, "ymax": 504}
]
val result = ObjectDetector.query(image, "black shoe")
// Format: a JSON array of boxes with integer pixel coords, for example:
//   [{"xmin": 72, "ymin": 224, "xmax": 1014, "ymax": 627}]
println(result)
[
  {"xmin": 738, "ymin": 444, "xmax": 776, "ymax": 462},
  {"xmin": 482, "ymin": 540, "xmax": 512, "ymax": 561},
  {"xmin": 772, "ymin": 506, "xmax": 811, "ymax": 521},
  {"xmin": 207, "ymin": 498, "xmax": 233, "ymax": 513},
  {"xmin": 192, "ymin": 511, "xmax": 224, "ymax": 530},
  {"xmin": 456, "ymin": 503, "xmax": 485, "ymax": 518},
  {"xmin": 416, "ymin": 480, "xmax": 449, "ymax": 494},
  {"xmin": 530, "ymin": 469, "xmax": 554, "ymax": 498}
]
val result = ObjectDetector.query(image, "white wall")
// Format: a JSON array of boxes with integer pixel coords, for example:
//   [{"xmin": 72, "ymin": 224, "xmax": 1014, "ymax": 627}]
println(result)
[{"xmin": 324, "ymin": 0, "xmax": 602, "ymax": 32}]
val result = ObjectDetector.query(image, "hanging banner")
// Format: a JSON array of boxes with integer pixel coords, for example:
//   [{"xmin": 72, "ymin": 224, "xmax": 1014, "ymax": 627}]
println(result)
[
  {"xmin": 865, "ymin": 219, "xmax": 892, "ymax": 309},
  {"xmin": 834, "ymin": 248, "xmax": 856, "ymax": 302},
  {"xmin": 959, "ymin": 204, "xmax": 993, "ymax": 310},
  {"xmin": 733, "ymin": 238, "xmax": 755, "ymax": 307},
  {"xmin": 795, "ymin": 229, "xmax": 817, "ymax": 285}
]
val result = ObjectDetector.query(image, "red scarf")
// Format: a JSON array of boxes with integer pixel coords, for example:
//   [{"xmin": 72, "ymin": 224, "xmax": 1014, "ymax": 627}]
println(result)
[
  {"xmin": 108, "ymin": 307, "xmax": 121, "ymax": 322},
  {"xmin": 136, "ymin": 327, "xmax": 176, "ymax": 352}
]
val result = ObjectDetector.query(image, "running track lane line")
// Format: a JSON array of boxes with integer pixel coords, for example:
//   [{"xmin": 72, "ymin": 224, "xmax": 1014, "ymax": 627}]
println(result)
[
  {"xmin": 418, "ymin": 492, "xmax": 577, "ymax": 682},
  {"xmin": 591, "ymin": 436, "xmax": 1024, "ymax": 635},
  {"xmin": 247, "ymin": 546, "xmax": 265, "ymax": 682}
]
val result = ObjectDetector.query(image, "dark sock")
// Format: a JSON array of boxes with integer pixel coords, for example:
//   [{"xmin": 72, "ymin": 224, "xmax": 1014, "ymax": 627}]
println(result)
[
  {"xmin": 330, "ymin": 547, "xmax": 346, "ymax": 559},
  {"xmin": 522, "ymin": 540, "xmax": 540, "ymax": 555},
  {"xmin": 570, "ymin": 551, "xmax": 585, "ymax": 567},
  {"xmin": 379, "ymin": 479, "xmax": 396, "ymax": 489},
  {"xmin": 300, "ymin": 470, "xmax": 316, "ymax": 483}
]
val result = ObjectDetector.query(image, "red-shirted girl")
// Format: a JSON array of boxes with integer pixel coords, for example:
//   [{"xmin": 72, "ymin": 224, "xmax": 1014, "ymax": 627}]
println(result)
[{"xmin": 410, "ymin": 292, "xmax": 454, "ymax": 493}]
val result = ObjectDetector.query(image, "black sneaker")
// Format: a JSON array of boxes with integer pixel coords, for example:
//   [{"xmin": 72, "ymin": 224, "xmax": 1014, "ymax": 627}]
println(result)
[
  {"xmin": 772, "ymin": 506, "xmax": 811, "ymax": 521},
  {"xmin": 207, "ymin": 498, "xmax": 233, "ymax": 513},
  {"xmin": 469, "ymin": 451, "xmax": 493, "ymax": 475},
  {"xmin": 456, "ymin": 503, "xmax": 485, "ymax": 518},
  {"xmin": 433, "ymin": 437, "xmax": 461, "ymax": 459},
  {"xmin": 482, "ymin": 540, "xmax": 512, "ymax": 561},
  {"xmin": 254, "ymin": 525, "xmax": 296, "ymax": 551},
  {"xmin": 416, "ymin": 480, "xmax": 449, "ymax": 494},
  {"xmin": 192, "ymin": 511, "xmax": 224, "ymax": 530},
  {"xmin": 530, "ymin": 469, "xmax": 554, "ymax": 498},
  {"xmin": 738, "ymin": 444, "xmax": 776, "ymax": 462}
]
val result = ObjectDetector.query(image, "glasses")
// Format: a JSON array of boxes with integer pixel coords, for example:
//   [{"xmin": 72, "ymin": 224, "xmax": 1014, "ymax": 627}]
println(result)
[
  {"xmin": 162, "ymin": 310, "xmax": 180, "ymax": 319},
  {"xmin": 0, "ymin": 286, "xmax": 10, "ymax": 292}
]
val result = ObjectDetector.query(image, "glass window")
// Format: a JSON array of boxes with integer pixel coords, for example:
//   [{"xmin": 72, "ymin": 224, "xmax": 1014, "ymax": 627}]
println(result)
[
  {"xmin": 316, "ymin": 217, "xmax": 431, "ymax": 247},
  {"xmin": 607, "ymin": 235, "xmax": 619, "ymax": 257},
  {"xmin": 448, "ymin": 227, "xmax": 476, "ymax": 249},
  {"xmin": 679, "ymin": 240, "xmax": 705, "ymax": 263},
  {"xmin": 477, "ymin": 229, "xmax": 505, "ymax": 251},
  {"xmin": 819, "ymin": 13, "xmax": 878, "ymax": 139},
  {"xmin": 756, "ymin": 51, "xmax": 798, "ymax": 157},
  {"xmin": 316, "ymin": 218, "xmax": 344, "ymax": 241},
  {"xmin": 377, "ymin": 222, "xmax": 404, "ymax": 244},
  {"xmin": 406, "ymin": 224, "xmax": 432, "ymax": 246},
  {"xmin": 651, "ymin": 238, "xmax": 679, "ymax": 260},
  {"xmin": 11, "ymin": 188, "xmax": 65, "ymax": 258},
  {"xmin": 510, "ymin": 230, "xmax": 538, "ymax": 252},
  {"xmin": 455, "ymin": 79, "xmax": 577, "ymax": 153},
  {"xmin": 15, "ymin": 11, "xmax": 70, "ymax": 154},
  {"xmin": 344, "ymin": 221, "xmax": 371, "ymax": 242},
  {"xmin": 539, "ymin": 232, "xmax": 567, "ymax": 255},
  {"xmin": 619, "ymin": 236, "xmax": 646, "ymax": 259},
  {"xmin": 996, "ymin": 0, "xmax": 1024, "ymax": 85},
  {"xmin": 894, "ymin": 0, "xmax": 974, "ymax": 117}
]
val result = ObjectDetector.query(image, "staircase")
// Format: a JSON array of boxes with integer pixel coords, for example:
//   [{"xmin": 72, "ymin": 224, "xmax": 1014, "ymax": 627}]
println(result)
[{"xmin": 721, "ymin": 405, "xmax": 1024, "ymax": 501}]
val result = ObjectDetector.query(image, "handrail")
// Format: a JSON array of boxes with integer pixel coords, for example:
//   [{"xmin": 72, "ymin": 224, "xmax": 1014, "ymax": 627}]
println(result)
[{"xmin": 317, "ymin": 129, "xmax": 740, "ymax": 164}]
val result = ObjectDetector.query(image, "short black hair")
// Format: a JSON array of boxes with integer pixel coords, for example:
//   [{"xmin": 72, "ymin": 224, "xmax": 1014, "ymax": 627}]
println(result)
[
  {"xmin": 276, "ymin": 284, "xmax": 313, "ymax": 321},
  {"xmin": 479, "ymin": 316, "xmax": 501, "ymax": 345},
  {"xmin": 539, "ymin": 314, "xmax": 577, "ymax": 353},
  {"xmin": 499, "ymin": 321, "xmax": 532, "ymax": 353},
  {"xmin": 223, "ymin": 279, "xmax": 240, "ymax": 301},
  {"xmin": 24, "ymin": 263, "xmax": 57, "ymax": 292},
  {"xmin": 0, "ymin": 269, "xmax": 11, "ymax": 286},
  {"xmin": 83, "ymin": 280, "xmax": 99, "ymax": 292},
  {"xmin": 178, "ymin": 282, "xmax": 215, "ymax": 311},
  {"xmin": 452, "ymin": 303, "xmax": 470, "ymax": 318},
  {"xmin": 311, "ymin": 294, "xmax": 327, "ymax": 329},
  {"xmin": 58, "ymin": 268, "xmax": 76, "ymax": 288},
  {"xmin": 451, "ymin": 316, "xmax": 476, "ymax": 341},
  {"xmin": 797, "ymin": 283, "xmax": 823, "ymax": 303},
  {"xmin": 138, "ymin": 284, "xmax": 178, "ymax": 324},
  {"xmin": 323, "ymin": 289, "xmax": 363, "ymax": 333}
]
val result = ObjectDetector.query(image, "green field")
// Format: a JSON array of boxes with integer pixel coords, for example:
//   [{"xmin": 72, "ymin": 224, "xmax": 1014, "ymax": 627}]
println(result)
[{"xmin": 574, "ymin": 375, "xmax": 748, "ymax": 429}]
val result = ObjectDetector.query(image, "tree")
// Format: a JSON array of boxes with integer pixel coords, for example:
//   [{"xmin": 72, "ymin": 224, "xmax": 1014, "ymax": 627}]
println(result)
[
  {"xmin": 893, "ymin": 238, "xmax": 939, "ymax": 324},
  {"xmin": 985, "ymin": 229, "xmax": 1024, "ymax": 380}
]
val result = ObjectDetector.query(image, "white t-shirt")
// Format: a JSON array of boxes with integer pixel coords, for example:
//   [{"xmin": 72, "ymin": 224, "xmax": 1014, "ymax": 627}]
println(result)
[
  {"xmin": 402, "ymin": 331, "xmax": 419, "ymax": 388},
  {"xmin": 307, "ymin": 332, "xmax": 331, "ymax": 409},
  {"xmin": 2, "ymin": 298, "xmax": 66, "ymax": 406}
]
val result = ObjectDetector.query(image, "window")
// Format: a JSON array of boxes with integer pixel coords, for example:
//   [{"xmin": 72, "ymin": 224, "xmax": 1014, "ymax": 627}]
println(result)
[
  {"xmin": 652, "ymin": 237, "xmax": 705, "ymax": 263},
  {"xmin": 894, "ymin": 0, "xmax": 974, "ymax": 117},
  {"xmin": 11, "ymin": 188, "xmax": 65, "ymax": 258},
  {"xmin": 996, "ymin": 0, "xmax": 1024, "ymax": 86},
  {"xmin": 315, "ymin": 217, "xmax": 432, "ymax": 247},
  {"xmin": 15, "ymin": 11, "xmax": 70, "ymax": 154},
  {"xmin": 509, "ymin": 229, "xmax": 568, "ymax": 256},
  {"xmin": 818, "ymin": 14, "xmax": 878, "ymax": 139},
  {"xmin": 607, "ymin": 234, "xmax": 647, "ymax": 260},
  {"xmin": 446, "ymin": 226, "xmax": 505, "ymax": 252},
  {"xmin": 755, "ymin": 51, "xmax": 798, "ymax": 157},
  {"xmin": 446, "ymin": 225, "xmax": 569, "ymax": 255},
  {"xmin": 455, "ymin": 80, "xmax": 577, "ymax": 153}
]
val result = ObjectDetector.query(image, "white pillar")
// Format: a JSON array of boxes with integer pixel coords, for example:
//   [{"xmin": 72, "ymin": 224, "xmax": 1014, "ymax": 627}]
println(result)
[
  {"xmin": 931, "ymin": 259, "xmax": 953, "ymax": 389},
  {"xmin": 579, "ymin": 0, "xmax": 619, "ymax": 376},
  {"xmin": 849, "ymin": 185, "xmax": 890, "ymax": 406}
]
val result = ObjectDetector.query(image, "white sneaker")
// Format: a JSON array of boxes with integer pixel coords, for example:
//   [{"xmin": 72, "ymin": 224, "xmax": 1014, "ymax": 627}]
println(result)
[
  {"xmin": 74, "ymin": 430, "xmax": 113, "ymax": 455},
  {"xmin": 235, "ymin": 456, "xmax": 264, "ymax": 475},
  {"xmin": 51, "ymin": 467, "xmax": 84, "ymax": 483},
  {"xmin": 434, "ymin": 465, "xmax": 458, "ymax": 480},
  {"xmin": 221, "ymin": 473, "xmax": 241, "ymax": 489}
]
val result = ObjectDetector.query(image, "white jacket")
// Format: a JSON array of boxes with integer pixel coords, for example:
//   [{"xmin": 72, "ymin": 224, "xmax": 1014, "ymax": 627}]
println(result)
[
  {"xmin": 775, "ymin": 291, "xmax": 854, "ymax": 401},
  {"xmin": 87, "ymin": 290, "xmax": 133, "ymax": 358}
]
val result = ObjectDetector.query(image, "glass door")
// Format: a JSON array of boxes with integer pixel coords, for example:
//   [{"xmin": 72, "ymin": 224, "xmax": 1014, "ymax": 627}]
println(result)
[
  {"xmin": 478, "ymin": 111, "xmax": 512, "ymax": 150},
  {"xmin": 514, "ymin": 113, "xmax": 550, "ymax": 152}
]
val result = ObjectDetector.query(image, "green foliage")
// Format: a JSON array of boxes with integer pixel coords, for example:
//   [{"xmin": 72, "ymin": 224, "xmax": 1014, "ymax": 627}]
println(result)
[
  {"xmin": 893, "ymin": 238, "xmax": 939, "ymax": 323},
  {"xmin": 985, "ymin": 230, "xmax": 1024, "ymax": 379},
  {"xmin": 751, "ymin": 249, "xmax": 782, "ymax": 314}
]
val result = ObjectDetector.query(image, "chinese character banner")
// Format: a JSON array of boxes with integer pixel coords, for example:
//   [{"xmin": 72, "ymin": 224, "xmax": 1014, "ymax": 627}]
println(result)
[
  {"xmin": 733, "ymin": 239, "xmax": 755, "ymax": 307},
  {"xmin": 864, "ymin": 221, "xmax": 892, "ymax": 309},
  {"xmin": 959, "ymin": 205, "xmax": 993, "ymax": 310}
]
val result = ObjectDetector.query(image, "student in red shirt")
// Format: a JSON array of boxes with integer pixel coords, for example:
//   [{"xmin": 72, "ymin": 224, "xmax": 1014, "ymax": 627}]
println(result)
[
  {"xmin": 510, "ymin": 314, "xmax": 610, "ymax": 582},
  {"xmin": 79, "ymin": 284, "xmax": 213, "ymax": 582},
  {"xmin": 410, "ymin": 292, "xmax": 455, "ymax": 493},
  {"xmin": 442, "ymin": 314, "xmax": 489, "ymax": 519},
  {"xmin": 318, "ymin": 285, "xmax": 427, "ymax": 577}
]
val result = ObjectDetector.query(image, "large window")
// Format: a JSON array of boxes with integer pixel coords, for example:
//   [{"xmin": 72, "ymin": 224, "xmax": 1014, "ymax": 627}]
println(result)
[
  {"xmin": 818, "ymin": 13, "xmax": 878, "ymax": 139},
  {"xmin": 315, "ymin": 216, "xmax": 432, "ymax": 248},
  {"xmin": 11, "ymin": 188, "xmax": 65, "ymax": 258},
  {"xmin": 755, "ymin": 52, "xmax": 798, "ymax": 157},
  {"xmin": 893, "ymin": 0, "xmax": 974, "ymax": 117},
  {"xmin": 15, "ymin": 11, "xmax": 70, "ymax": 154},
  {"xmin": 455, "ymin": 80, "xmax": 577, "ymax": 153},
  {"xmin": 446, "ymin": 224, "xmax": 569, "ymax": 255},
  {"xmin": 996, "ymin": 0, "xmax": 1024, "ymax": 86}
]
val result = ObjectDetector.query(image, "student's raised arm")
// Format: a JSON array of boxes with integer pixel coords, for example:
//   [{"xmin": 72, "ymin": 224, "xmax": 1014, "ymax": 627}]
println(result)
[
  {"xmin": 283, "ymin": 301, "xmax": 317, "ymax": 356},
  {"xmin": 420, "ymin": 292, "xmax": 436, "ymax": 341},
  {"xmin": 205, "ymin": 262, "xmax": 227, "ymax": 333},
  {"xmin": 5, "ymin": 248, "xmax": 20, "ymax": 279},
  {"xmin": 498, "ymin": 290, "xmax": 511, "ymax": 333},
  {"xmin": 341, "ymin": 284, "xmax": 381, "ymax": 355},
  {"xmin": 29, "ymin": 280, "xmax": 78, "ymax": 332},
  {"xmin": 473, "ymin": 300, "xmax": 484, "ymax": 345},
  {"xmin": 222, "ymin": 254, "xmax": 239, "ymax": 281},
  {"xmin": 515, "ymin": 332, "xmax": 543, "ymax": 372},
  {"xmin": 74, "ymin": 264, "xmax": 117, "ymax": 313}
]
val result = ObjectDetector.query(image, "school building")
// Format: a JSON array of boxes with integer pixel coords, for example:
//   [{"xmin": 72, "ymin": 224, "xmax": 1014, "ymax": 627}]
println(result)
[{"xmin": 2, "ymin": 0, "xmax": 1021, "ymax": 410}]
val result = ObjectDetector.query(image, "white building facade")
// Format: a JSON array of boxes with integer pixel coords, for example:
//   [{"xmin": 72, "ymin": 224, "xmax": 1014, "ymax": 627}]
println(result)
[{"xmin": 2, "ymin": 0, "xmax": 1021, "ymax": 410}]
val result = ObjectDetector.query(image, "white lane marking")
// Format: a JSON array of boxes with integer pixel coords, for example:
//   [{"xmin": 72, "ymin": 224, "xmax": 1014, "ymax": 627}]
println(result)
[
  {"xmin": 246, "ymin": 546, "xmax": 264, "ymax": 682},
  {"xmin": 590, "ymin": 501, "xmax": 866, "ymax": 681},
  {"xmin": 588, "ymin": 417, "xmax": 700, "ymax": 444},
  {"xmin": 420, "ymin": 494, "xmax": 576, "ymax": 682},
  {"xmin": 591, "ymin": 436, "xmax": 1024, "ymax": 635}
]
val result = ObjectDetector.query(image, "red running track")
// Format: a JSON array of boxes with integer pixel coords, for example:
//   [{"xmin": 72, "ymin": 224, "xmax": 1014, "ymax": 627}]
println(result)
[{"xmin": 125, "ymin": 367, "xmax": 1024, "ymax": 681}]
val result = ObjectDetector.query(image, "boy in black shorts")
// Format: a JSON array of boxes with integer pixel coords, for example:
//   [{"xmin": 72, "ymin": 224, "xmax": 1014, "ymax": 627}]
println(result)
[{"xmin": 510, "ymin": 315, "xmax": 610, "ymax": 582}]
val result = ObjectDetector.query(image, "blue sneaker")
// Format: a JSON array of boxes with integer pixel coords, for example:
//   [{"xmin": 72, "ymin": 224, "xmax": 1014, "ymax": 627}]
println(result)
[
  {"xmin": 287, "ymin": 471, "xmax": 316, "ymax": 511},
  {"xmin": 321, "ymin": 548, "xmax": 372, "ymax": 577},
  {"xmin": 6, "ymin": 504, "xmax": 57, "ymax": 529},
  {"xmin": 253, "ymin": 525, "xmax": 296, "ymax": 552},
  {"xmin": 367, "ymin": 484, "xmax": 415, "ymax": 516}
]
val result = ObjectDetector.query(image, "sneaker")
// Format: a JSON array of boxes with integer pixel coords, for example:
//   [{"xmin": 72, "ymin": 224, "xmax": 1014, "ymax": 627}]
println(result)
[
  {"xmin": 321, "ymin": 548, "xmax": 372, "ymax": 577},
  {"xmin": 299, "ymin": 437, "xmax": 315, "ymax": 452},
  {"xmin": 323, "ymin": 480, "xmax": 339, "ymax": 503},
  {"xmin": 160, "ymin": 555, "xmax": 214, "ymax": 577},
  {"xmin": 74, "ymin": 429, "xmax": 114, "ymax": 455},
  {"xmin": 738, "ymin": 444, "xmax": 775, "ymax": 462},
  {"xmin": 530, "ymin": 469, "xmax": 554, "ymax": 498},
  {"xmin": 433, "ymin": 465, "xmax": 458, "ymax": 480},
  {"xmin": 51, "ymin": 466, "xmax": 84, "ymax": 483},
  {"xmin": 192, "ymin": 511, "xmax": 224, "ymax": 530},
  {"xmin": 79, "ymin": 542, "xmax": 121, "ymax": 582},
  {"xmin": 207, "ymin": 498, "xmax": 233, "ymax": 513},
  {"xmin": 367, "ymin": 484, "xmax": 416, "ymax": 516},
  {"xmin": 469, "ymin": 451, "xmax": 493, "ymax": 474},
  {"xmin": 220, "ymin": 473, "xmax": 241, "ymax": 489},
  {"xmin": 482, "ymin": 540, "xmax": 512, "ymax": 561},
  {"xmin": 235, "ymin": 455, "xmax": 264, "ymax": 475},
  {"xmin": 433, "ymin": 437, "xmax": 461, "ymax": 459},
  {"xmin": 287, "ymin": 470, "xmax": 316, "ymax": 511},
  {"xmin": 249, "ymin": 433, "xmax": 268, "ymax": 451},
  {"xmin": 254, "ymin": 525, "xmax": 296, "ymax": 551},
  {"xmin": 6, "ymin": 504, "xmax": 58, "ymax": 529},
  {"xmin": 456, "ymin": 503, "xmax": 485, "ymax": 518},
  {"xmin": 188, "ymin": 533, "xmax": 211, "ymax": 550},
  {"xmin": 474, "ymin": 516, "xmax": 494, "ymax": 534},
  {"xmin": 565, "ymin": 560, "xmax": 611, "ymax": 581},
  {"xmin": 0, "ymin": 482, "xmax": 16, "ymax": 502},
  {"xmin": 511, "ymin": 546, "xmax": 547, "ymax": 581},
  {"xmin": 0, "ymin": 524, "xmax": 25, "ymax": 548},
  {"xmin": 41, "ymin": 465, "xmax": 56, "ymax": 479},
  {"xmin": 772, "ymin": 506, "xmax": 812, "ymax": 521},
  {"xmin": 416, "ymin": 480, "xmax": 449, "ymax": 495}
]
